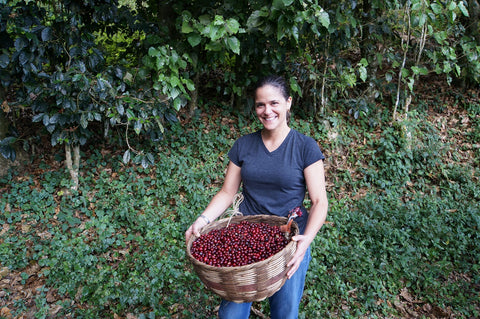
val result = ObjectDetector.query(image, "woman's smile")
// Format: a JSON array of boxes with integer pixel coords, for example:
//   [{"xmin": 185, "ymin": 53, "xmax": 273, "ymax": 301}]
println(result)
[{"xmin": 255, "ymin": 85, "xmax": 291, "ymax": 133}]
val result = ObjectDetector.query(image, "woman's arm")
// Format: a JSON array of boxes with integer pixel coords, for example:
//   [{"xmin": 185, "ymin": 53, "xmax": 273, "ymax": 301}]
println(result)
[
  {"xmin": 185, "ymin": 161, "xmax": 242, "ymax": 242},
  {"xmin": 286, "ymin": 159, "xmax": 328, "ymax": 278}
]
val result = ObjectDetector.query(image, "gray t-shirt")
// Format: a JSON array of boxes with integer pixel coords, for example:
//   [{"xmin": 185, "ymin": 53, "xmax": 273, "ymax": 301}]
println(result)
[{"xmin": 228, "ymin": 129, "xmax": 325, "ymax": 234}]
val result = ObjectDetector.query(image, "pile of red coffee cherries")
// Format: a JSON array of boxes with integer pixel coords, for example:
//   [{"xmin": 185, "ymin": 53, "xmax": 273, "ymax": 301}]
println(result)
[{"xmin": 190, "ymin": 220, "xmax": 289, "ymax": 267}]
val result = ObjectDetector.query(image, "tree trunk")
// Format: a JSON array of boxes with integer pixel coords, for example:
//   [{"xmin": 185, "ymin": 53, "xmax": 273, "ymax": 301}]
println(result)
[
  {"xmin": 0, "ymin": 88, "xmax": 8, "ymax": 139},
  {"xmin": 65, "ymin": 143, "xmax": 80, "ymax": 190},
  {"xmin": 189, "ymin": 72, "xmax": 200, "ymax": 117},
  {"xmin": 467, "ymin": 0, "xmax": 480, "ymax": 43},
  {"xmin": 0, "ymin": 108, "xmax": 10, "ymax": 177},
  {"xmin": 0, "ymin": 110, "xmax": 7, "ymax": 139}
]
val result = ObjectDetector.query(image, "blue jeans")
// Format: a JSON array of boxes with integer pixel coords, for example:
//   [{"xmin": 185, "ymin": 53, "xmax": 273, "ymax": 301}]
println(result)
[{"xmin": 218, "ymin": 248, "xmax": 311, "ymax": 319}]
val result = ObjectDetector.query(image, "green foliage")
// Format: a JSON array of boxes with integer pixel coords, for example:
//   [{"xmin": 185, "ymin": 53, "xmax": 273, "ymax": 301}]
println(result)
[
  {"xmin": 1, "ymin": 108, "xmax": 479, "ymax": 318},
  {"xmin": 143, "ymin": 45, "xmax": 194, "ymax": 111},
  {"xmin": 2, "ymin": 0, "xmax": 480, "ymax": 176},
  {"xmin": 0, "ymin": 0, "xmax": 178, "ymax": 170}
]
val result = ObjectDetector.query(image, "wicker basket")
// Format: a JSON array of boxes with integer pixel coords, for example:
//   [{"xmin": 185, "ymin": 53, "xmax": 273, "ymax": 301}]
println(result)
[{"xmin": 186, "ymin": 214, "xmax": 299, "ymax": 303}]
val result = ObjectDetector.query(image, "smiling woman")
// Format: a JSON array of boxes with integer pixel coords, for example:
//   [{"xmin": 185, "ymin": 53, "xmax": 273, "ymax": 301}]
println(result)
[
  {"xmin": 185, "ymin": 75, "xmax": 328, "ymax": 319},
  {"xmin": 255, "ymin": 79, "xmax": 292, "ymax": 152}
]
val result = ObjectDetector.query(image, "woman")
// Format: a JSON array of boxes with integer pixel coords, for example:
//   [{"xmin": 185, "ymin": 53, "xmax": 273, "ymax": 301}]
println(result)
[{"xmin": 185, "ymin": 75, "xmax": 328, "ymax": 319}]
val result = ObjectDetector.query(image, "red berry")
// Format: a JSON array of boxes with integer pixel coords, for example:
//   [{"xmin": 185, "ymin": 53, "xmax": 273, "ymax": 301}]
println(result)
[{"xmin": 190, "ymin": 221, "xmax": 289, "ymax": 267}]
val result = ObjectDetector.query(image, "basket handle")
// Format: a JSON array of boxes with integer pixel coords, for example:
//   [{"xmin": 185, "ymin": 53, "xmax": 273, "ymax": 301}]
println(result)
[{"xmin": 219, "ymin": 193, "xmax": 244, "ymax": 227}]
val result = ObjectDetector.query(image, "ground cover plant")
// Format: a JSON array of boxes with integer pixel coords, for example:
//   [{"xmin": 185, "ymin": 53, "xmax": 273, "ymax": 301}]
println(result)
[{"xmin": 1, "ymin": 85, "xmax": 479, "ymax": 318}]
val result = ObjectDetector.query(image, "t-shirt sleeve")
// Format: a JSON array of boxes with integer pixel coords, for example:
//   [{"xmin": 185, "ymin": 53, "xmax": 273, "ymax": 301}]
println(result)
[
  {"xmin": 228, "ymin": 138, "xmax": 242, "ymax": 167},
  {"xmin": 303, "ymin": 136, "xmax": 325, "ymax": 169}
]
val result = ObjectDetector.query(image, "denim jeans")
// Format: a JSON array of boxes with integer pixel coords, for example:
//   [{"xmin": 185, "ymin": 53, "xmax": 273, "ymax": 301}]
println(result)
[{"xmin": 218, "ymin": 248, "xmax": 312, "ymax": 319}]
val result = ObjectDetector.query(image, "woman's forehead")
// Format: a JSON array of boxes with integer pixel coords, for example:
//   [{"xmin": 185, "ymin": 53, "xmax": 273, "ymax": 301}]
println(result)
[{"xmin": 255, "ymin": 84, "xmax": 285, "ymax": 99}]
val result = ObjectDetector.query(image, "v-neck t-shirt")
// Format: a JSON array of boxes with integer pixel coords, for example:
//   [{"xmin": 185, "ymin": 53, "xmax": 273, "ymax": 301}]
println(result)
[{"xmin": 228, "ymin": 129, "xmax": 325, "ymax": 233}]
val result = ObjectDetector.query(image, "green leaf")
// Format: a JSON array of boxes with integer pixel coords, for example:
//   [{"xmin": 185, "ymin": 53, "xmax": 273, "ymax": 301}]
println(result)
[
  {"xmin": 169, "ymin": 76, "xmax": 181, "ymax": 88},
  {"xmin": 124, "ymin": 72, "xmax": 133, "ymax": 82},
  {"xmin": 455, "ymin": 64, "xmax": 461, "ymax": 76},
  {"xmin": 433, "ymin": 31, "xmax": 447, "ymax": 44},
  {"xmin": 359, "ymin": 66, "xmax": 367, "ymax": 82},
  {"xmin": 155, "ymin": 118, "xmax": 164, "ymax": 133},
  {"xmin": 41, "ymin": 27, "xmax": 52, "ymax": 42},
  {"xmin": 18, "ymin": 52, "xmax": 29, "ymax": 66},
  {"xmin": 291, "ymin": 26, "xmax": 299, "ymax": 42},
  {"xmin": 448, "ymin": 1, "xmax": 457, "ymax": 11},
  {"xmin": 0, "ymin": 54, "xmax": 10, "ymax": 68},
  {"xmin": 225, "ymin": 18, "xmax": 240, "ymax": 34},
  {"xmin": 458, "ymin": 1, "xmax": 469, "ymax": 16},
  {"xmin": 414, "ymin": 11, "xmax": 427, "ymax": 26},
  {"xmin": 199, "ymin": 15, "xmax": 210, "ymax": 25},
  {"xmin": 316, "ymin": 10, "xmax": 330, "ymax": 29},
  {"xmin": 407, "ymin": 77, "xmax": 415, "ymax": 91},
  {"xmin": 187, "ymin": 34, "xmax": 201, "ymax": 47},
  {"xmin": 72, "ymin": 74, "xmax": 83, "ymax": 82},
  {"xmin": 146, "ymin": 152, "xmax": 154, "ymax": 165},
  {"xmin": 0, "ymin": 144, "xmax": 16, "ymax": 162},
  {"xmin": 43, "ymin": 115, "xmax": 50, "ymax": 126},
  {"xmin": 226, "ymin": 36, "xmax": 240, "ymax": 54},
  {"xmin": 169, "ymin": 86, "xmax": 181, "ymax": 99},
  {"xmin": 181, "ymin": 20, "xmax": 194, "ymax": 34},
  {"xmin": 14, "ymin": 37, "xmax": 27, "ymax": 51},
  {"xmin": 289, "ymin": 77, "xmax": 302, "ymax": 97},
  {"xmin": 272, "ymin": 0, "xmax": 293, "ymax": 9},
  {"xmin": 431, "ymin": 3, "xmax": 443, "ymax": 14},
  {"xmin": 49, "ymin": 114, "xmax": 59, "ymax": 124},
  {"xmin": 213, "ymin": 15, "xmax": 225, "ymax": 26},
  {"xmin": 208, "ymin": 25, "xmax": 221, "ymax": 41},
  {"xmin": 141, "ymin": 157, "xmax": 149, "ymax": 169},
  {"xmin": 123, "ymin": 150, "xmax": 130, "ymax": 164},
  {"xmin": 148, "ymin": 47, "xmax": 160, "ymax": 57},
  {"xmin": 0, "ymin": 136, "xmax": 17, "ymax": 146},
  {"xmin": 173, "ymin": 98, "xmax": 182, "ymax": 111},
  {"xmin": 411, "ymin": 1, "xmax": 422, "ymax": 11},
  {"xmin": 117, "ymin": 104, "xmax": 125, "ymax": 116},
  {"xmin": 126, "ymin": 109, "xmax": 135, "ymax": 120},
  {"xmin": 411, "ymin": 66, "xmax": 428, "ymax": 75},
  {"xmin": 134, "ymin": 120, "xmax": 142, "ymax": 134},
  {"xmin": 32, "ymin": 113, "xmax": 44, "ymax": 123},
  {"xmin": 184, "ymin": 79, "xmax": 195, "ymax": 91},
  {"xmin": 80, "ymin": 114, "xmax": 88, "ymax": 129},
  {"xmin": 205, "ymin": 41, "xmax": 222, "ymax": 51},
  {"xmin": 247, "ymin": 10, "xmax": 268, "ymax": 29}
]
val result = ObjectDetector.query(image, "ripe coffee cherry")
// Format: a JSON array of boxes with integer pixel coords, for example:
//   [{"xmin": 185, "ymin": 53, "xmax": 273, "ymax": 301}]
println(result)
[{"xmin": 191, "ymin": 220, "xmax": 289, "ymax": 267}]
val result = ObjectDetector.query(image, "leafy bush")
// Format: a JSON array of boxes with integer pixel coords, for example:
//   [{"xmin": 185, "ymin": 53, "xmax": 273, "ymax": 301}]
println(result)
[{"xmin": 1, "ymin": 108, "xmax": 479, "ymax": 318}]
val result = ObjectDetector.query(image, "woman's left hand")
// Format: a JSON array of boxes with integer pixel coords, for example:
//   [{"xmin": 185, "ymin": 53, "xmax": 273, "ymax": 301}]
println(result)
[{"xmin": 286, "ymin": 234, "xmax": 311, "ymax": 279}]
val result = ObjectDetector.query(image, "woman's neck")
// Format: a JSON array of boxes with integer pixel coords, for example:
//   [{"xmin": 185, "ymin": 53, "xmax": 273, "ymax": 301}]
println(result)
[{"xmin": 261, "ymin": 125, "xmax": 291, "ymax": 151}]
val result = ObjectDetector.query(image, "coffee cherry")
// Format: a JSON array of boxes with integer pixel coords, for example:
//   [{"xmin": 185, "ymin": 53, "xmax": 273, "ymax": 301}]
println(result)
[{"xmin": 190, "ymin": 220, "xmax": 289, "ymax": 267}]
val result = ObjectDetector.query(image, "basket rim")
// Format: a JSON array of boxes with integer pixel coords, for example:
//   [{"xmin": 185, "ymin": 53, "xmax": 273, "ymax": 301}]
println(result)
[{"xmin": 186, "ymin": 214, "xmax": 299, "ymax": 270}]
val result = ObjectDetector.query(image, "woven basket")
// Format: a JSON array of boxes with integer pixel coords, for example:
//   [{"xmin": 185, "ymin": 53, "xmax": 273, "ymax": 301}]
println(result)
[{"xmin": 186, "ymin": 214, "xmax": 299, "ymax": 303}]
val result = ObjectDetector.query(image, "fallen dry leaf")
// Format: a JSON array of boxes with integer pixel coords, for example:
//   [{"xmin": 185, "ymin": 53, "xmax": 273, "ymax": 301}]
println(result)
[
  {"xmin": 0, "ymin": 307, "xmax": 12, "ymax": 319},
  {"xmin": 0, "ymin": 267, "xmax": 9, "ymax": 279},
  {"xmin": 400, "ymin": 287, "xmax": 414, "ymax": 302}
]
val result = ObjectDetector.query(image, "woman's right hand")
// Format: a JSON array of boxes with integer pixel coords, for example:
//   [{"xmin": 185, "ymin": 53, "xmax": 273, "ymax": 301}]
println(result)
[{"xmin": 185, "ymin": 217, "xmax": 208, "ymax": 243}]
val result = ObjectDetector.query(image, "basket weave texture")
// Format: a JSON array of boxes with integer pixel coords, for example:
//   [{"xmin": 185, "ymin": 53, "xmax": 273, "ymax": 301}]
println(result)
[{"xmin": 186, "ymin": 214, "xmax": 299, "ymax": 303}]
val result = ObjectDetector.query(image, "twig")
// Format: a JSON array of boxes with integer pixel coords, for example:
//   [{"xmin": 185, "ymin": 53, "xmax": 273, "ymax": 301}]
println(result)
[
  {"xmin": 125, "ymin": 120, "xmax": 140, "ymax": 155},
  {"xmin": 393, "ymin": 2, "xmax": 411, "ymax": 121}
]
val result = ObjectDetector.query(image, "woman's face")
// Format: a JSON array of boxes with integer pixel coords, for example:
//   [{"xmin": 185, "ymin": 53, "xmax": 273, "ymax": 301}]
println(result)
[{"xmin": 255, "ymin": 84, "xmax": 292, "ymax": 132}]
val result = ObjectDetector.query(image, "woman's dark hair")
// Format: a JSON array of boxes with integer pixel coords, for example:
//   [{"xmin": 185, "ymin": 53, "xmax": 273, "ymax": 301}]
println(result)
[
  {"xmin": 254, "ymin": 75, "xmax": 292, "ymax": 123},
  {"xmin": 254, "ymin": 75, "xmax": 290, "ymax": 100}
]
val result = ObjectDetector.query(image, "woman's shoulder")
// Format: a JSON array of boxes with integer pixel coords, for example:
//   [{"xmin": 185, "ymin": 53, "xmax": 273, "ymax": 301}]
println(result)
[
  {"xmin": 236, "ymin": 130, "xmax": 261, "ymax": 143},
  {"xmin": 290, "ymin": 128, "xmax": 317, "ymax": 144},
  {"xmin": 290, "ymin": 129, "xmax": 325, "ymax": 161}
]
